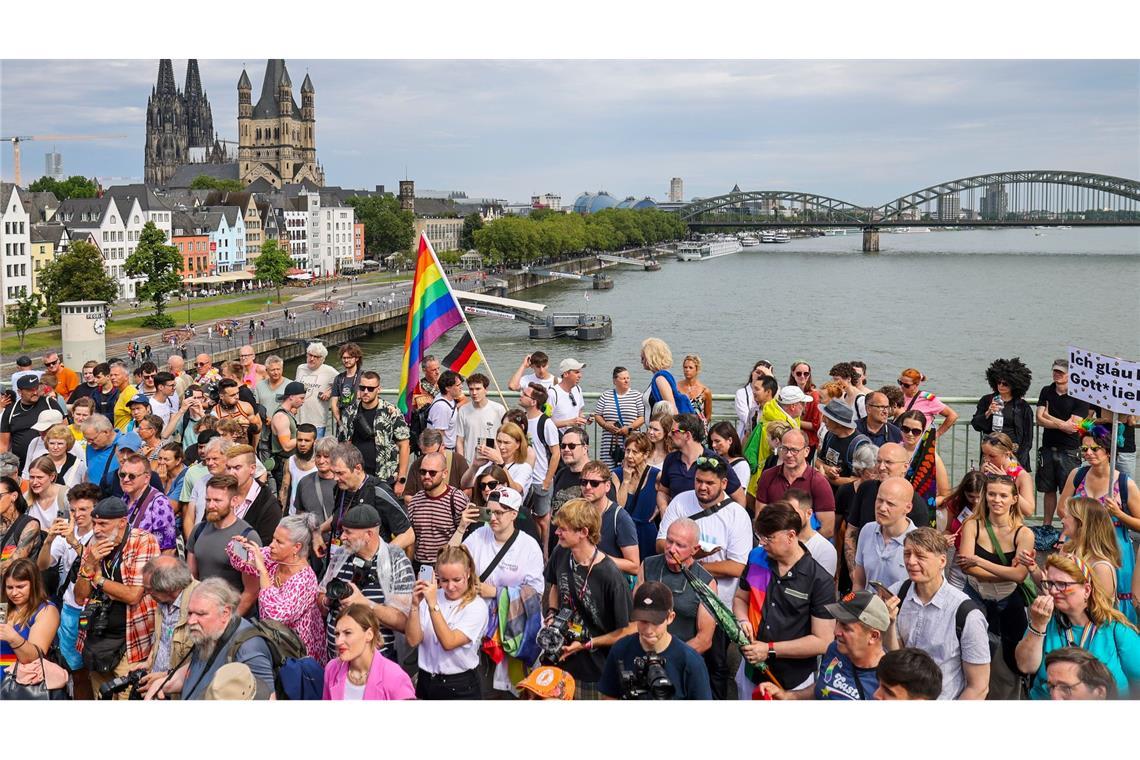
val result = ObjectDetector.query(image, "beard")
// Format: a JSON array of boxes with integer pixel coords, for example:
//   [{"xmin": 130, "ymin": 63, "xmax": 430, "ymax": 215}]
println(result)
[
  {"xmin": 189, "ymin": 625, "xmax": 223, "ymax": 657},
  {"xmin": 296, "ymin": 447, "xmax": 314, "ymax": 462}
]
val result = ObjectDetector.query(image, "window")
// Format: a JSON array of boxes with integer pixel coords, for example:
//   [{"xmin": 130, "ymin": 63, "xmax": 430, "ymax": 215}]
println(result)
[{"xmin": 111, "ymin": 215, "xmax": 116, "ymax": 224}]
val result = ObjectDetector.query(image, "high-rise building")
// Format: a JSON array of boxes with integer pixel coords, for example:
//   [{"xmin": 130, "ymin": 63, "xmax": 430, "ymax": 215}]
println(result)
[
  {"xmin": 980, "ymin": 183, "xmax": 1009, "ymax": 221},
  {"xmin": 669, "ymin": 177, "xmax": 684, "ymax": 203},
  {"xmin": 937, "ymin": 193, "xmax": 961, "ymax": 221},
  {"xmin": 237, "ymin": 60, "xmax": 324, "ymax": 188},
  {"xmin": 44, "ymin": 151, "xmax": 63, "ymax": 180}
]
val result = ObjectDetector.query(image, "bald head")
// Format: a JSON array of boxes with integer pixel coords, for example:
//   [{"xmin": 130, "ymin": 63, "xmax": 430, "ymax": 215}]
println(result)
[
  {"xmin": 875, "ymin": 476, "xmax": 914, "ymax": 527},
  {"xmin": 876, "ymin": 443, "xmax": 910, "ymax": 479},
  {"xmin": 167, "ymin": 355, "xmax": 184, "ymax": 373}
]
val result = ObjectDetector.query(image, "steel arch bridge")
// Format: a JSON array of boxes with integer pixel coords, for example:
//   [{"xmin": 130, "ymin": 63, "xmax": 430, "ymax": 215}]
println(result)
[{"xmin": 678, "ymin": 170, "xmax": 1140, "ymax": 227}]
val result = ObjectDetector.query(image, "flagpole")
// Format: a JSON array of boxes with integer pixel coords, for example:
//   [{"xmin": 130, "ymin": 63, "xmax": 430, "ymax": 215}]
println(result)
[{"xmin": 420, "ymin": 233, "xmax": 510, "ymax": 410}]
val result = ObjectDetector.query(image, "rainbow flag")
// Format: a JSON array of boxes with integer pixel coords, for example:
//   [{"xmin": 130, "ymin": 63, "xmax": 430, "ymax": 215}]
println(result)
[{"xmin": 397, "ymin": 233, "xmax": 476, "ymax": 413}]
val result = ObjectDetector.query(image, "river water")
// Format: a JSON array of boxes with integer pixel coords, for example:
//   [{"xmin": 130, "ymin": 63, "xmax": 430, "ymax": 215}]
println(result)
[{"xmin": 305, "ymin": 227, "xmax": 1139, "ymax": 400}]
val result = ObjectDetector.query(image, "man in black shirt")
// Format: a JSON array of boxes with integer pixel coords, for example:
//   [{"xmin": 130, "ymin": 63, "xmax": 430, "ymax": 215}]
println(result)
[
  {"xmin": 845, "ymin": 442, "xmax": 931, "ymax": 562},
  {"xmin": 327, "ymin": 443, "xmax": 414, "ymax": 553},
  {"xmin": 543, "ymin": 498, "xmax": 632, "ymax": 699},
  {"xmin": 815, "ymin": 400, "xmax": 871, "ymax": 493},
  {"xmin": 347, "ymin": 370, "xmax": 410, "ymax": 492},
  {"xmin": 1035, "ymin": 359, "xmax": 1090, "ymax": 527},
  {"xmin": 0, "ymin": 374, "xmax": 54, "ymax": 469}
]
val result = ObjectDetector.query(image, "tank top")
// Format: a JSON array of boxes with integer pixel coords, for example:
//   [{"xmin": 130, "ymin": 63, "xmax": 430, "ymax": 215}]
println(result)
[
  {"xmin": 214, "ymin": 402, "xmax": 256, "ymax": 445},
  {"xmin": 0, "ymin": 602, "xmax": 51, "ymax": 681},
  {"xmin": 968, "ymin": 523, "xmax": 1026, "ymax": 601},
  {"xmin": 287, "ymin": 457, "xmax": 314, "ymax": 513}
]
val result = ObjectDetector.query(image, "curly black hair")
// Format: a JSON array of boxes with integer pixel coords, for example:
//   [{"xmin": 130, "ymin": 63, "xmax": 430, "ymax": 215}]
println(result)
[{"xmin": 984, "ymin": 357, "xmax": 1032, "ymax": 399}]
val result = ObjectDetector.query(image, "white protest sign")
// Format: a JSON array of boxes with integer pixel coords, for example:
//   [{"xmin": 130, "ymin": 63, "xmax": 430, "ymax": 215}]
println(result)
[{"xmin": 1067, "ymin": 346, "xmax": 1140, "ymax": 416}]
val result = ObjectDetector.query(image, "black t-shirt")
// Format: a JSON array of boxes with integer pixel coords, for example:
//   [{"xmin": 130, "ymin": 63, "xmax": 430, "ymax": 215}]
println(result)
[
  {"xmin": 352, "ymin": 406, "xmax": 379, "ymax": 474},
  {"xmin": 846, "ymin": 480, "xmax": 931, "ymax": 532},
  {"xmin": 818, "ymin": 430, "xmax": 868, "ymax": 479},
  {"xmin": 0, "ymin": 397, "xmax": 53, "ymax": 468},
  {"xmin": 332, "ymin": 371, "xmax": 361, "ymax": 413},
  {"xmin": 597, "ymin": 634, "xmax": 713, "ymax": 700},
  {"xmin": 738, "ymin": 545, "xmax": 836, "ymax": 689},
  {"xmin": 547, "ymin": 465, "xmax": 617, "ymax": 553},
  {"xmin": 90, "ymin": 386, "xmax": 120, "ymax": 420},
  {"xmin": 1037, "ymin": 383, "xmax": 1089, "ymax": 450},
  {"xmin": 543, "ymin": 547, "xmax": 632, "ymax": 684},
  {"xmin": 835, "ymin": 482, "xmax": 858, "ymax": 527},
  {"xmin": 1092, "ymin": 404, "xmax": 1136, "ymax": 454},
  {"xmin": 68, "ymin": 383, "xmax": 99, "ymax": 405},
  {"xmin": 331, "ymin": 476, "xmax": 412, "ymax": 543}
]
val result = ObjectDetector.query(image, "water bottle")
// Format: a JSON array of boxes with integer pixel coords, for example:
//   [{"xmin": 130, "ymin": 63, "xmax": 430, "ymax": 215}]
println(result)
[{"xmin": 992, "ymin": 396, "xmax": 1005, "ymax": 433}]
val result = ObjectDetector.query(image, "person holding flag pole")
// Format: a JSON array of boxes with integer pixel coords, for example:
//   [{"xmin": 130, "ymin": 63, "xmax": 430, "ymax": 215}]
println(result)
[{"xmin": 397, "ymin": 233, "xmax": 509, "ymax": 419}]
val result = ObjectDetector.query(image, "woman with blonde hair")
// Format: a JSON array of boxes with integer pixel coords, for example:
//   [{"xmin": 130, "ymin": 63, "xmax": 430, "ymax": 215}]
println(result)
[
  {"xmin": 461, "ymin": 421, "xmax": 533, "ymax": 497},
  {"xmin": 1015, "ymin": 552, "xmax": 1140, "ymax": 699},
  {"xmin": 640, "ymin": 337, "xmax": 685, "ymax": 414},
  {"xmin": 23, "ymin": 456, "xmax": 68, "ymax": 528},
  {"xmin": 69, "ymin": 398, "xmax": 95, "ymax": 444},
  {"xmin": 406, "ymin": 544, "xmax": 489, "ymax": 699},
  {"xmin": 37, "ymin": 424, "xmax": 86, "ymax": 489},
  {"xmin": 677, "ymin": 354, "xmax": 713, "ymax": 422},
  {"xmin": 1020, "ymin": 496, "xmax": 1121, "ymax": 599}
]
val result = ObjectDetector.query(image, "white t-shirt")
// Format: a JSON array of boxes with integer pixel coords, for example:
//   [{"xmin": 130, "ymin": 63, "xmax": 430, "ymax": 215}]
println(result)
[
  {"xmin": 547, "ymin": 383, "xmax": 584, "ymax": 424},
  {"xmin": 49, "ymin": 527, "xmax": 94, "ymax": 608},
  {"xmin": 518, "ymin": 372, "xmax": 555, "ymax": 390},
  {"xmin": 149, "ymin": 395, "xmax": 177, "ymax": 426},
  {"xmin": 342, "ymin": 680, "xmax": 366, "ymax": 700},
  {"xmin": 804, "ymin": 532, "xmax": 838, "ymax": 577},
  {"xmin": 526, "ymin": 413, "xmax": 559, "ymax": 486},
  {"xmin": 475, "ymin": 461, "xmax": 534, "ymax": 499},
  {"xmin": 427, "ymin": 396, "xmax": 459, "ymax": 449},
  {"xmin": 456, "ymin": 400, "xmax": 507, "ymax": 463},
  {"xmin": 416, "ymin": 591, "xmax": 489, "ymax": 675},
  {"xmin": 657, "ymin": 491, "xmax": 752, "ymax": 607},
  {"xmin": 294, "ymin": 363, "xmax": 339, "ymax": 428}
]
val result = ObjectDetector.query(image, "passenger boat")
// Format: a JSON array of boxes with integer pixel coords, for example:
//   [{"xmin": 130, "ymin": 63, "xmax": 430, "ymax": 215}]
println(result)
[
  {"xmin": 676, "ymin": 236, "xmax": 743, "ymax": 261},
  {"xmin": 740, "ymin": 236, "xmax": 760, "ymax": 247},
  {"xmin": 772, "ymin": 232, "xmax": 791, "ymax": 243}
]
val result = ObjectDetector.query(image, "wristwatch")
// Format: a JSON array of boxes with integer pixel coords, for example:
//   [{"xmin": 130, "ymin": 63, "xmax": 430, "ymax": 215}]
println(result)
[
  {"xmin": 397, "ymin": 476, "xmax": 407, "ymax": 484},
  {"xmin": 767, "ymin": 642, "xmax": 777, "ymax": 659},
  {"xmin": 430, "ymin": 604, "xmax": 441, "ymax": 613}
]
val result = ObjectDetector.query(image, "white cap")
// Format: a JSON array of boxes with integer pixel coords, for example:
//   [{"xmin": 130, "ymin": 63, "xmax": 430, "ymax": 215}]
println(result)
[
  {"xmin": 776, "ymin": 386, "xmax": 811, "ymax": 405},
  {"xmin": 31, "ymin": 409, "xmax": 65, "ymax": 431},
  {"xmin": 558, "ymin": 358, "xmax": 585, "ymax": 375}
]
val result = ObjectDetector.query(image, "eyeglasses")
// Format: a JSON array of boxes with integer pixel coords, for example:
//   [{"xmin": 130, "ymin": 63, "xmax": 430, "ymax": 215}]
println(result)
[
  {"xmin": 897, "ymin": 380, "xmax": 915, "ymax": 389},
  {"xmin": 1079, "ymin": 445, "xmax": 1103, "ymax": 453},
  {"xmin": 579, "ymin": 477, "xmax": 607, "ymax": 488},
  {"xmin": 694, "ymin": 456, "xmax": 725, "ymax": 473},
  {"xmin": 866, "ymin": 403, "xmax": 889, "ymax": 410},
  {"xmin": 1041, "ymin": 579, "xmax": 1081, "ymax": 592},
  {"xmin": 239, "ymin": 354, "xmax": 254, "ymax": 359},
  {"xmin": 419, "ymin": 468, "xmax": 441, "ymax": 476},
  {"xmin": 900, "ymin": 426, "xmax": 924, "ymax": 436},
  {"xmin": 359, "ymin": 385, "xmax": 378, "ymax": 392},
  {"xmin": 559, "ymin": 442, "xmax": 582, "ymax": 450},
  {"xmin": 1046, "ymin": 681, "xmax": 1084, "ymax": 698},
  {"xmin": 755, "ymin": 530, "xmax": 792, "ymax": 546},
  {"xmin": 479, "ymin": 480, "xmax": 499, "ymax": 490},
  {"xmin": 777, "ymin": 445, "xmax": 806, "ymax": 455},
  {"xmin": 119, "ymin": 472, "xmax": 142, "ymax": 481},
  {"xmin": 487, "ymin": 509, "xmax": 510, "ymax": 518}
]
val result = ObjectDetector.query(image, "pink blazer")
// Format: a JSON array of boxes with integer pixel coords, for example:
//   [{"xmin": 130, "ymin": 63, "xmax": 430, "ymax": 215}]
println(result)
[{"xmin": 323, "ymin": 652, "xmax": 416, "ymax": 701}]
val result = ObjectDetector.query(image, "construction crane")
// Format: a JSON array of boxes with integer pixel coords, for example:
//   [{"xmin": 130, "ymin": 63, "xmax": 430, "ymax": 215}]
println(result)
[{"xmin": 2, "ymin": 134, "xmax": 128, "ymax": 186}]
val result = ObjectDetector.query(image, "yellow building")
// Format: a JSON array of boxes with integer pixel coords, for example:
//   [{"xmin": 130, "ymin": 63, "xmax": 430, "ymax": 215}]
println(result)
[{"xmin": 28, "ymin": 222, "xmax": 69, "ymax": 297}]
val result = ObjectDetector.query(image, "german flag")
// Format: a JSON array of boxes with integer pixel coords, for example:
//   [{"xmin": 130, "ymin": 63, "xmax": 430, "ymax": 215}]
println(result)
[{"xmin": 442, "ymin": 329, "xmax": 482, "ymax": 377}]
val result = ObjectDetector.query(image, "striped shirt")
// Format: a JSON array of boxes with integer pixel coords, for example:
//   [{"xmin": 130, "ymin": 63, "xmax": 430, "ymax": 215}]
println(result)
[
  {"xmin": 593, "ymin": 389, "xmax": 646, "ymax": 466},
  {"xmin": 407, "ymin": 486, "xmax": 469, "ymax": 564}
]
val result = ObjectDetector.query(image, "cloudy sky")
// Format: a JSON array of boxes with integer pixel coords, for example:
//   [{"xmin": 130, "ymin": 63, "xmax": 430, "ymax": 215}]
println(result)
[{"xmin": 2, "ymin": 59, "xmax": 1137, "ymax": 205}]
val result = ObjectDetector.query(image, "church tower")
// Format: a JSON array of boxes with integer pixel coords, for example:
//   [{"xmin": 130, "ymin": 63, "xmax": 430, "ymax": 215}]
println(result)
[
  {"xmin": 144, "ymin": 59, "xmax": 188, "ymax": 186},
  {"xmin": 182, "ymin": 59, "xmax": 214, "ymax": 150},
  {"xmin": 238, "ymin": 60, "xmax": 323, "ymax": 188}
]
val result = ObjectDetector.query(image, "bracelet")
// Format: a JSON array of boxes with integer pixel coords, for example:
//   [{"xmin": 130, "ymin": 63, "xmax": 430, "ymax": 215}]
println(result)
[
  {"xmin": 13, "ymin": 637, "xmax": 28, "ymax": 650},
  {"xmin": 1027, "ymin": 625, "xmax": 1046, "ymax": 637},
  {"xmin": 583, "ymin": 639, "xmax": 594, "ymax": 651}
]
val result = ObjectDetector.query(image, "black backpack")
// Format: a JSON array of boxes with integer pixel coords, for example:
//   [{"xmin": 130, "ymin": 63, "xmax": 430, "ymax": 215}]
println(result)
[
  {"xmin": 896, "ymin": 579, "xmax": 981, "ymax": 645},
  {"xmin": 227, "ymin": 619, "xmax": 323, "ymax": 700},
  {"xmin": 409, "ymin": 398, "xmax": 454, "ymax": 455}
]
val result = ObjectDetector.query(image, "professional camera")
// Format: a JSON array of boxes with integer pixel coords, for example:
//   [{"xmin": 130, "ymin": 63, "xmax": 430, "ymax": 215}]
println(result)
[
  {"xmin": 619, "ymin": 652, "xmax": 675, "ymax": 700},
  {"xmin": 325, "ymin": 555, "xmax": 376, "ymax": 606},
  {"xmin": 99, "ymin": 668, "xmax": 147, "ymax": 700},
  {"xmin": 536, "ymin": 608, "xmax": 587, "ymax": 663},
  {"xmin": 84, "ymin": 593, "xmax": 113, "ymax": 637}
]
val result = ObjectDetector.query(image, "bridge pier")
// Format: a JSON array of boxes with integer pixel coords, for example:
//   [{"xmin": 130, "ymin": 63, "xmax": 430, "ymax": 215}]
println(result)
[{"xmin": 862, "ymin": 227, "xmax": 880, "ymax": 253}]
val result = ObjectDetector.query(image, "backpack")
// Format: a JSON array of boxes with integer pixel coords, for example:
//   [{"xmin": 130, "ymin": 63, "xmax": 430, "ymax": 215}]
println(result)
[
  {"xmin": 409, "ymin": 398, "xmax": 454, "ymax": 456},
  {"xmin": 897, "ymin": 579, "xmax": 982, "ymax": 646},
  {"xmin": 227, "ymin": 619, "xmax": 324, "ymax": 700}
]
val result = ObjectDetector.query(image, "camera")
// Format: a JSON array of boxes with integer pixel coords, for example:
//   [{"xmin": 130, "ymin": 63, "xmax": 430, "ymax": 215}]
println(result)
[
  {"xmin": 619, "ymin": 652, "xmax": 675, "ymax": 700},
  {"xmin": 99, "ymin": 668, "xmax": 147, "ymax": 700},
  {"xmin": 325, "ymin": 555, "xmax": 376, "ymax": 606},
  {"xmin": 536, "ymin": 608, "xmax": 587, "ymax": 663},
  {"xmin": 85, "ymin": 593, "xmax": 113, "ymax": 637}
]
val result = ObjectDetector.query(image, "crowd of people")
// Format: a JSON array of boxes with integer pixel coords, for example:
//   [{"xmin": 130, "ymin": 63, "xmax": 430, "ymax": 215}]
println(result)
[{"xmin": 0, "ymin": 341, "xmax": 1136, "ymax": 702}]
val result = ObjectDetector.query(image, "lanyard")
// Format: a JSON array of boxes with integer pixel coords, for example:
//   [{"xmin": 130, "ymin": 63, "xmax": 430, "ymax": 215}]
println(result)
[
  {"xmin": 1062, "ymin": 620, "xmax": 1098, "ymax": 649},
  {"xmin": 569, "ymin": 547, "xmax": 599, "ymax": 611}
]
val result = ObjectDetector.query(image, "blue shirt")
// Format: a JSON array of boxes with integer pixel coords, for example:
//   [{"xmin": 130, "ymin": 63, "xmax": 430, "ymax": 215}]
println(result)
[
  {"xmin": 84, "ymin": 430, "xmax": 142, "ymax": 492},
  {"xmin": 813, "ymin": 641, "xmax": 879, "ymax": 700},
  {"xmin": 597, "ymin": 634, "xmax": 712, "ymax": 700},
  {"xmin": 1029, "ymin": 617, "xmax": 1140, "ymax": 700},
  {"xmin": 182, "ymin": 618, "xmax": 274, "ymax": 700},
  {"xmin": 659, "ymin": 448, "xmax": 743, "ymax": 499}
]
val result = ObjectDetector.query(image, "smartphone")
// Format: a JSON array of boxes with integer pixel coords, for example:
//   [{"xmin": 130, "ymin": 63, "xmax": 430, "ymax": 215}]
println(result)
[
  {"xmin": 868, "ymin": 581, "xmax": 892, "ymax": 597},
  {"xmin": 479, "ymin": 505, "xmax": 492, "ymax": 522},
  {"xmin": 484, "ymin": 437, "xmax": 496, "ymax": 448},
  {"xmin": 57, "ymin": 501, "xmax": 70, "ymax": 522},
  {"xmin": 0, "ymin": 603, "xmax": 7, "ymax": 624},
  {"xmin": 231, "ymin": 540, "xmax": 249, "ymax": 562},
  {"xmin": 417, "ymin": 565, "xmax": 435, "ymax": 584}
]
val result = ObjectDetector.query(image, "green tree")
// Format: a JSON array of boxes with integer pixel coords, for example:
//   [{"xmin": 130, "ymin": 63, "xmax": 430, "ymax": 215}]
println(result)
[
  {"xmin": 252, "ymin": 239, "xmax": 292, "ymax": 304},
  {"xmin": 459, "ymin": 212, "xmax": 484, "ymax": 251},
  {"xmin": 38, "ymin": 240, "xmax": 120, "ymax": 324},
  {"xmin": 124, "ymin": 221, "xmax": 182, "ymax": 328},
  {"xmin": 190, "ymin": 175, "xmax": 245, "ymax": 191},
  {"xmin": 27, "ymin": 175, "xmax": 98, "ymax": 201},
  {"xmin": 346, "ymin": 195, "xmax": 415, "ymax": 258},
  {"xmin": 8, "ymin": 291, "xmax": 43, "ymax": 350}
]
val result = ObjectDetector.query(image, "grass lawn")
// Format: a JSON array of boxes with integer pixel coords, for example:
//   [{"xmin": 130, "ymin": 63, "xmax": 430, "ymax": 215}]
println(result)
[{"xmin": 2, "ymin": 295, "xmax": 295, "ymax": 354}]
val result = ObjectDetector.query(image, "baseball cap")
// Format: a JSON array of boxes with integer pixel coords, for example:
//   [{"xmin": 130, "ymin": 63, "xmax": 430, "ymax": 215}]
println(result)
[
  {"xmin": 517, "ymin": 666, "xmax": 575, "ymax": 700},
  {"xmin": 629, "ymin": 581, "xmax": 673, "ymax": 624},
  {"xmin": 1052, "ymin": 359, "xmax": 1069, "ymax": 372},
  {"xmin": 31, "ymin": 409, "xmax": 65, "ymax": 431},
  {"xmin": 92, "ymin": 497, "xmax": 128, "ymax": 519},
  {"xmin": 776, "ymin": 385, "xmax": 811, "ymax": 405},
  {"xmin": 558, "ymin": 358, "xmax": 585, "ymax": 375},
  {"xmin": 15, "ymin": 375, "xmax": 40, "ymax": 390},
  {"xmin": 491, "ymin": 486, "xmax": 523, "ymax": 512},
  {"xmin": 824, "ymin": 590, "xmax": 891, "ymax": 632},
  {"xmin": 204, "ymin": 662, "xmax": 270, "ymax": 700},
  {"xmin": 283, "ymin": 381, "xmax": 307, "ymax": 397},
  {"xmin": 127, "ymin": 393, "xmax": 151, "ymax": 407},
  {"xmin": 341, "ymin": 504, "xmax": 381, "ymax": 530}
]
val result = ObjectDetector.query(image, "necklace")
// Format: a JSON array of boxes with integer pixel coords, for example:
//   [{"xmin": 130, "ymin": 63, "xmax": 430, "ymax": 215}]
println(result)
[{"xmin": 347, "ymin": 666, "xmax": 368, "ymax": 685}]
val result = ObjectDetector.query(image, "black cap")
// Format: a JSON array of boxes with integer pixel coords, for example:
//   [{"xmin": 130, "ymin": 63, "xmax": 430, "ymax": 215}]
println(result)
[
  {"xmin": 283, "ymin": 381, "xmax": 307, "ymax": 397},
  {"xmin": 341, "ymin": 505, "xmax": 380, "ymax": 529},
  {"xmin": 92, "ymin": 497, "xmax": 128, "ymax": 519},
  {"xmin": 16, "ymin": 375, "xmax": 40, "ymax": 390},
  {"xmin": 629, "ymin": 581, "xmax": 673, "ymax": 624}
]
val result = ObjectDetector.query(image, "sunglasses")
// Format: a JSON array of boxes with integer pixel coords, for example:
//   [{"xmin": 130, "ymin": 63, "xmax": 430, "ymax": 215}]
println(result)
[
  {"xmin": 359, "ymin": 385, "xmax": 378, "ymax": 392},
  {"xmin": 897, "ymin": 380, "xmax": 915, "ymax": 388},
  {"xmin": 793, "ymin": 371, "xmax": 810, "ymax": 377},
  {"xmin": 1079, "ymin": 445, "xmax": 1103, "ymax": 453},
  {"xmin": 900, "ymin": 426, "xmax": 924, "ymax": 436},
  {"xmin": 196, "ymin": 362, "xmax": 209, "ymax": 367},
  {"xmin": 579, "ymin": 477, "xmax": 607, "ymax": 488},
  {"xmin": 119, "ymin": 472, "xmax": 142, "ymax": 481},
  {"xmin": 43, "ymin": 359, "xmax": 60, "ymax": 367},
  {"xmin": 419, "ymin": 468, "xmax": 441, "ymax": 476},
  {"xmin": 480, "ymin": 480, "xmax": 499, "ymax": 490},
  {"xmin": 694, "ymin": 456, "xmax": 725, "ymax": 473},
  {"xmin": 559, "ymin": 442, "xmax": 582, "ymax": 450}
]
